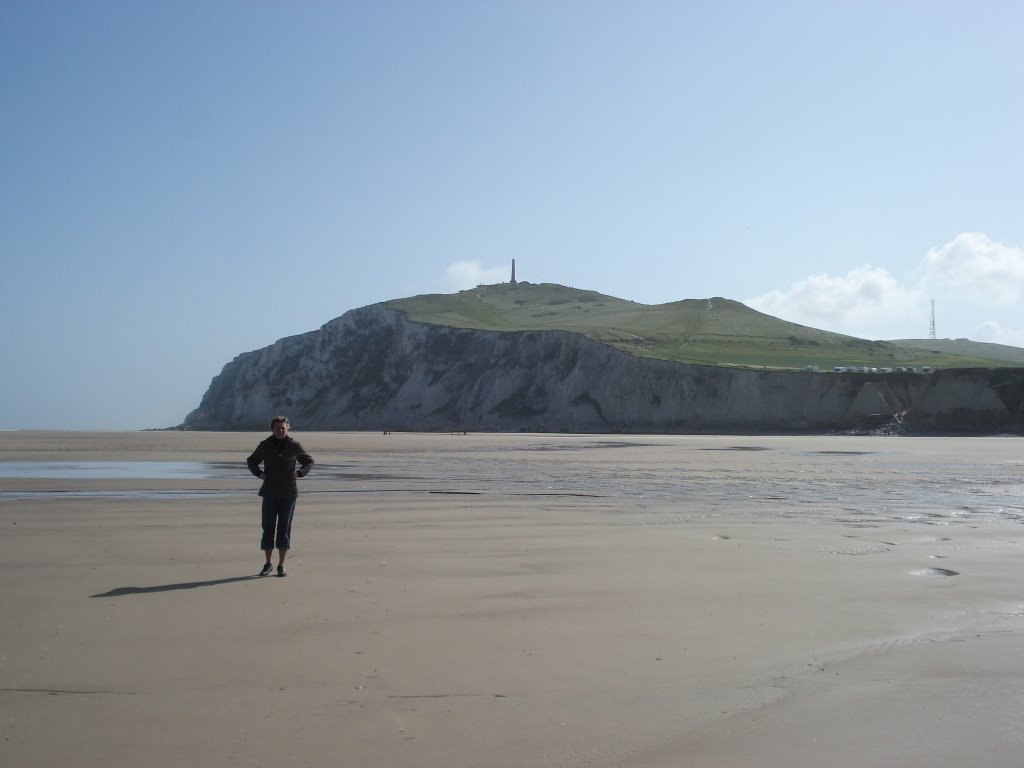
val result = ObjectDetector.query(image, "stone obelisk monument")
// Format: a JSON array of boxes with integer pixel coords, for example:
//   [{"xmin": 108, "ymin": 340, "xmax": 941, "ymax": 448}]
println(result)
[{"xmin": 510, "ymin": 258, "xmax": 517, "ymax": 285}]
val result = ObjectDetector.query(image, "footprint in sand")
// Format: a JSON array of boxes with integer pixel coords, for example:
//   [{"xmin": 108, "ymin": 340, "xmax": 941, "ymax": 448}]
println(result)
[{"xmin": 910, "ymin": 567, "xmax": 959, "ymax": 577}]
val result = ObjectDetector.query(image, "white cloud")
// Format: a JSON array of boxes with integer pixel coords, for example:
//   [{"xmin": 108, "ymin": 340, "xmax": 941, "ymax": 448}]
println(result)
[
  {"xmin": 746, "ymin": 233, "xmax": 1024, "ymax": 344},
  {"xmin": 746, "ymin": 265, "xmax": 923, "ymax": 339},
  {"xmin": 972, "ymin": 320, "xmax": 1024, "ymax": 347},
  {"xmin": 916, "ymin": 232, "xmax": 1024, "ymax": 306},
  {"xmin": 439, "ymin": 260, "xmax": 511, "ymax": 293}
]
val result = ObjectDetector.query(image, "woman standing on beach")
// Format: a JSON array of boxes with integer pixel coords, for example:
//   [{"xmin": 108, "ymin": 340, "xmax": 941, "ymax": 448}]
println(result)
[{"xmin": 246, "ymin": 416, "xmax": 314, "ymax": 577}]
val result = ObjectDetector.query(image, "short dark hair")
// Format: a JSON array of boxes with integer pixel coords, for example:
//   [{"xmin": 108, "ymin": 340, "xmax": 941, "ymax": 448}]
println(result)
[{"xmin": 269, "ymin": 415, "xmax": 290, "ymax": 429}]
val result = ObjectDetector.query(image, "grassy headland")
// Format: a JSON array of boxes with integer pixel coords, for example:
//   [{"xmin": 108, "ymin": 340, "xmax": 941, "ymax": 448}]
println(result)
[{"xmin": 387, "ymin": 282, "xmax": 1024, "ymax": 372}]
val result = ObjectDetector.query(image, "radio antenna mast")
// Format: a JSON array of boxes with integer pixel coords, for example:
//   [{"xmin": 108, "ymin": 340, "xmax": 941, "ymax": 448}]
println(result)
[{"xmin": 929, "ymin": 300, "xmax": 936, "ymax": 339}]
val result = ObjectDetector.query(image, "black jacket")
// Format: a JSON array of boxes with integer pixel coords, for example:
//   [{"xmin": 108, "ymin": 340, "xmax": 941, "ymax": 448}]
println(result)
[{"xmin": 246, "ymin": 436, "xmax": 314, "ymax": 499}]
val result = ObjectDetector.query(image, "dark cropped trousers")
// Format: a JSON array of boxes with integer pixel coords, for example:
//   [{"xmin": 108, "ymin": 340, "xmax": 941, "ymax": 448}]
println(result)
[{"xmin": 261, "ymin": 496, "xmax": 296, "ymax": 551}]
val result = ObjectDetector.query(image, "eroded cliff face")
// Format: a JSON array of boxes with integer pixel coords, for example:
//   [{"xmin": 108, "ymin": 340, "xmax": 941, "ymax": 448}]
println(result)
[{"xmin": 183, "ymin": 305, "xmax": 1024, "ymax": 433}]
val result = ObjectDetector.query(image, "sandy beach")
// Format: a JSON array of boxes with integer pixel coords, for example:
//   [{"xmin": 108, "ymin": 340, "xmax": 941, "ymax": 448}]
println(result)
[{"xmin": 1, "ymin": 430, "xmax": 1022, "ymax": 767}]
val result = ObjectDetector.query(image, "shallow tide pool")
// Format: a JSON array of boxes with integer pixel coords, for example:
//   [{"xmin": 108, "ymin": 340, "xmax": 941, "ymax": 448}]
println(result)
[{"xmin": 0, "ymin": 461, "xmax": 232, "ymax": 480}]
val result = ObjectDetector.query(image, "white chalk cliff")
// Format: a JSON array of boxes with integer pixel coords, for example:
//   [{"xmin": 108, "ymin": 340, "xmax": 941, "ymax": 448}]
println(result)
[{"xmin": 183, "ymin": 304, "xmax": 1024, "ymax": 434}]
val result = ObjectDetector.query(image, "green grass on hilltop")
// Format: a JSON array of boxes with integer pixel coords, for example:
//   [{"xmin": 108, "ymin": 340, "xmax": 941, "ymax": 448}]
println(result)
[{"xmin": 386, "ymin": 282, "xmax": 1024, "ymax": 372}]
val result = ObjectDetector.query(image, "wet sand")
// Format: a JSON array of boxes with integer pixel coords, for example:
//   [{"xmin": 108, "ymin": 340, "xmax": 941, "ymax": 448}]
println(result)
[{"xmin": 1, "ymin": 431, "xmax": 1023, "ymax": 767}]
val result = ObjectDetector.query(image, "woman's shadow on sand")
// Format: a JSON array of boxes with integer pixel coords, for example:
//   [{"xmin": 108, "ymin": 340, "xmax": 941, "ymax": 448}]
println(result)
[{"xmin": 91, "ymin": 575, "xmax": 260, "ymax": 597}]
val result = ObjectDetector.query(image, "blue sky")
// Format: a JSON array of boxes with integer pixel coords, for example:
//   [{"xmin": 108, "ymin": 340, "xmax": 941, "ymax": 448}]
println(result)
[{"xmin": 2, "ymin": 1, "xmax": 1022, "ymax": 430}]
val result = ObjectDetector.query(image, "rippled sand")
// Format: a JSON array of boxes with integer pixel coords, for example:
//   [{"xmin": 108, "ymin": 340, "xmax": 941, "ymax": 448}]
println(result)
[{"xmin": 2, "ymin": 431, "xmax": 1023, "ymax": 767}]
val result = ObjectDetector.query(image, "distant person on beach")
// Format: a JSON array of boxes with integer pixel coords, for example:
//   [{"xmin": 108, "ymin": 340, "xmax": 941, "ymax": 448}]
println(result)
[{"xmin": 246, "ymin": 416, "xmax": 314, "ymax": 577}]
